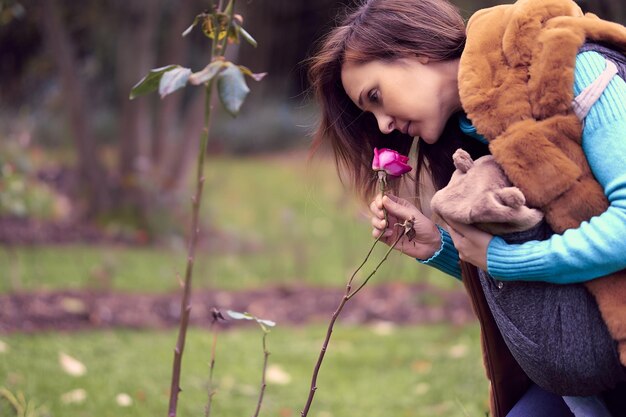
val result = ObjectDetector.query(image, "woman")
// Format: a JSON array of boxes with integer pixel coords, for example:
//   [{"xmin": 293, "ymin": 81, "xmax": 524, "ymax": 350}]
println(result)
[{"xmin": 307, "ymin": 0, "xmax": 626, "ymax": 416}]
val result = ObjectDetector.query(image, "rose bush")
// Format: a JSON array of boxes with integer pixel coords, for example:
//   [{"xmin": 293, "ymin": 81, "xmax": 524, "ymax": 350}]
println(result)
[{"xmin": 372, "ymin": 148, "xmax": 412, "ymax": 177}]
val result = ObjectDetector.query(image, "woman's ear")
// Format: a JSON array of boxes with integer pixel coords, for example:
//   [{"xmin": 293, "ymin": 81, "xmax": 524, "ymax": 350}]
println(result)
[{"xmin": 416, "ymin": 56, "xmax": 430, "ymax": 65}]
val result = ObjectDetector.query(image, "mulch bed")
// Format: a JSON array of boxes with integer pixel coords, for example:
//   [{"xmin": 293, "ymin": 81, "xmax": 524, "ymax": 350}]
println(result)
[
  {"xmin": 0, "ymin": 282, "xmax": 475, "ymax": 333},
  {"xmin": 0, "ymin": 217, "xmax": 143, "ymax": 245}
]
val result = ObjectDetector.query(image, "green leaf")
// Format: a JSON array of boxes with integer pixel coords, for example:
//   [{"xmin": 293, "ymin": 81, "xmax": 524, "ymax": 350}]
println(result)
[
  {"xmin": 238, "ymin": 24, "xmax": 257, "ymax": 48},
  {"xmin": 129, "ymin": 65, "xmax": 178, "ymax": 99},
  {"xmin": 217, "ymin": 63, "xmax": 250, "ymax": 117},
  {"xmin": 226, "ymin": 310, "xmax": 252, "ymax": 320},
  {"xmin": 226, "ymin": 310, "xmax": 276, "ymax": 333},
  {"xmin": 159, "ymin": 67, "xmax": 192, "ymax": 98},
  {"xmin": 189, "ymin": 61, "xmax": 225, "ymax": 85},
  {"xmin": 182, "ymin": 15, "xmax": 201, "ymax": 37},
  {"xmin": 257, "ymin": 319, "xmax": 276, "ymax": 328}
]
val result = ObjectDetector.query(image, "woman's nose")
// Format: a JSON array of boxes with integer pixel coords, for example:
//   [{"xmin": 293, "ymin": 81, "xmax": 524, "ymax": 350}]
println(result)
[{"xmin": 375, "ymin": 113, "xmax": 394, "ymax": 134}]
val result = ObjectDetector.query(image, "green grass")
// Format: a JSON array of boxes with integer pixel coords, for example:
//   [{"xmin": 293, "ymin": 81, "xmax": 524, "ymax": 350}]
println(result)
[
  {"xmin": 0, "ymin": 153, "xmax": 456, "ymax": 293},
  {"xmin": 0, "ymin": 154, "xmax": 481, "ymax": 416},
  {"xmin": 0, "ymin": 323, "xmax": 489, "ymax": 417}
]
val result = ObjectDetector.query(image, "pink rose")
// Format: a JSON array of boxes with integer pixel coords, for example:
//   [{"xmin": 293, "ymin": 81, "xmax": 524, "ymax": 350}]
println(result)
[{"xmin": 372, "ymin": 148, "xmax": 412, "ymax": 177}]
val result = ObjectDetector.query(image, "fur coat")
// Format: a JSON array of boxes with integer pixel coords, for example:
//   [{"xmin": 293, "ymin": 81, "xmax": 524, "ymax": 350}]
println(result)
[{"xmin": 458, "ymin": 0, "xmax": 626, "ymax": 414}]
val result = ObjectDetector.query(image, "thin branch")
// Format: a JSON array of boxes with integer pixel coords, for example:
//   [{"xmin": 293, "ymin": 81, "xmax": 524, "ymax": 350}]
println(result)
[
  {"xmin": 300, "ymin": 225, "xmax": 406, "ymax": 417},
  {"xmin": 205, "ymin": 320, "xmax": 220, "ymax": 417},
  {"xmin": 347, "ymin": 232, "xmax": 403, "ymax": 300},
  {"xmin": 222, "ymin": 0, "xmax": 237, "ymax": 55},
  {"xmin": 346, "ymin": 231, "xmax": 384, "ymax": 289},
  {"xmin": 252, "ymin": 332, "xmax": 270, "ymax": 417},
  {"xmin": 167, "ymin": 78, "xmax": 217, "ymax": 417}
]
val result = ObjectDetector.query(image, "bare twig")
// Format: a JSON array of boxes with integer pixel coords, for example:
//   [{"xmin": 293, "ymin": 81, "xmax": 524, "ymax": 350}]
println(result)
[
  {"xmin": 205, "ymin": 309, "xmax": 224, "ymax": 417},
  {"xmin": 347, "ymin": 231, "xmax": 403, "ymax": 300},
  {"xmin": 252, "ymin": 332, "xmax": 270, "ymax": 417},
  {"xmin": 300, "ymin": 223, "xmax": 408, "ymax": 417},
  {"xmin": 168, "ymin": 78, "xmax": 217, "ymax": 417}
]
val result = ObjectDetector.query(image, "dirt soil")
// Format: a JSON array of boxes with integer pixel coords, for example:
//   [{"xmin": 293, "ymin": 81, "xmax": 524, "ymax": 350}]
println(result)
[{"xmin": 0, "ymin": 282, "xmax": 475, "ymax": 333}]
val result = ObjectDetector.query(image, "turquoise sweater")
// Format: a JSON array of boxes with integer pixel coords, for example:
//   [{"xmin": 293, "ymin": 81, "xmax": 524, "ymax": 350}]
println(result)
[{"xmin": 421, "ymin": 51, "xmax": 626, "ymax": 283}]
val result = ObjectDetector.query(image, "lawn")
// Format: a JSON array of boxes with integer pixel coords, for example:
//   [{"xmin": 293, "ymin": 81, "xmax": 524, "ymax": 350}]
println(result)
[
  {"xmin": 0, "ymin": 153, "xmax": 454, "ymax": 294},
  {"xmin": 0, "ymin": 153, "xmax": 485, "ymax": 417},
  {"xmin": 0, "ymin": 323, "xmax": 488, "ymax": 417}
]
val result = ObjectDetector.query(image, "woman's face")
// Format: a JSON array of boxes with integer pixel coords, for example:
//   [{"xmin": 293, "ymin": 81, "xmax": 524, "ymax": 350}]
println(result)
[{"xmin": 341, "ymin": 57, "xmax": 461, "ymax": 144}]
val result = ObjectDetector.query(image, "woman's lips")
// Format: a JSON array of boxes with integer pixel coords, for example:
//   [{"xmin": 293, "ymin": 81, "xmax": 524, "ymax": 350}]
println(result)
[{"xmin": 407, "ymin": 121, "xmax": 416, "ymax": 137}]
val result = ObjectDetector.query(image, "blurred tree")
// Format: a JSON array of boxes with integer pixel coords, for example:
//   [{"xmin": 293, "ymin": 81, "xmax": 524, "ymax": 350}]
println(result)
[
  {"xmin": 0, "ymin": 0, "xmax": 623, "ymax": 232},
  {"xmin": 2, "ymin": 0, "xmax": 351, "ymax": 228},
  {"xmin": 577, "ymin": 0, "xmax": 625, "ymax": 24},
  {"xmin": 32, "ymin": 0, "xmax": 206, "ymax": 227},
  {"xmin": 40, "ymin": 0, "xmax": 112, "ymax": 216},
  {"xmin": 238, "ymin": 0, "xmax": 347, "ymax": 98}
]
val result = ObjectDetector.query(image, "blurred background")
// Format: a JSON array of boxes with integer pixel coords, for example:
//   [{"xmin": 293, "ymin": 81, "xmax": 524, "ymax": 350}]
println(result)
[{"xmin": 0, "ymin": 0, "xmax": 624, "ymax": 416}]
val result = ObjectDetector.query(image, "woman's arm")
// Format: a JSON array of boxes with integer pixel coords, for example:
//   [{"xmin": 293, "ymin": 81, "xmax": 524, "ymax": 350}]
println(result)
[
  {"xmin": 370, "ymin": 193, "xmax": 463, "ymax": 279},
  {"xmin": 417, "ymin": 226, "xmax": 462, "ymax": 279},
  {"xmin": 486, "ymin": 51, "xmax": 626, "ymax": 283}
]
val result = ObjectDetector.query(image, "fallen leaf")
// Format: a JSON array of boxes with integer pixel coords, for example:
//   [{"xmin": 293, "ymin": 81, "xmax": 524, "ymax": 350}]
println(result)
[
  {"xmin": 0, "ymin": 339, "xmax": 8, "ymax": 353},
  {"xmin": 279, "ymin": 407, "xmax": 293, "ymax": 417},
  {"xmin": 61, "ymin": 388, "xmax": 87, "ymax": 404},
  {"xmin": 59, "ymin": 352, "xmax": 87, "ymax": 376},
  {"xmin": 447, "ymin": 344, "xmax": 468, "ymax": 359},
  {"xmin": 135, "ymin": 390, "xmax": 146, "ymax": 402},
  {"xmin": 415, "ymin": 382, "xmax": 430, "ymax": 395},
  {"xmin": 265, "ymin": 364, "xmax": 291, "ymax": 385},
  {"xmin": 411, "ymin": 360, "xmax": 432, "ymax": 374},
  {"xmin": 116, "ymin": 393, "xmax": 133, "ymax": 407},
  {"xmin": 370, "ymin": 320, "xmax": 396, "ymax": 336},
  {"xmin": 60, "ymin": 297, "xmax": 87, "ymax": 314},
  {"xmin": 238, "ymin": 384, "xmax": 257, "ymax": 396}
]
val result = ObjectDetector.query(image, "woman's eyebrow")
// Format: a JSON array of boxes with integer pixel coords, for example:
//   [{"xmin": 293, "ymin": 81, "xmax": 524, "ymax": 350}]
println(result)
[{"xmin": 358, "ymin": 90, "xmax": 365, "ymax": 107}]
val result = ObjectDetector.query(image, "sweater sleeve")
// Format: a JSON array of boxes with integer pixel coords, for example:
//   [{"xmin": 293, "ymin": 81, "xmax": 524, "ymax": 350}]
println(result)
[
  {"xmin": 416, "ymin": 226, "xmax": 462, "ymax": 280},
  {"xmin": 487, "ymin": 51, "xmax": 626, "ymax": 283}
]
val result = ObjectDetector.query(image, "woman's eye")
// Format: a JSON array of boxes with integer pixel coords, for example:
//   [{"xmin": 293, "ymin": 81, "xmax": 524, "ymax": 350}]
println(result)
[{"xmin": 368, "ymin": 89, "xmax": 380, "ymax": 104}]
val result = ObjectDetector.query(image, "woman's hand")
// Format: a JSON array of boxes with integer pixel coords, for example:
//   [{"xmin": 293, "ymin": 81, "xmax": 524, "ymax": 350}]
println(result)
[
  {"xmin": 445, "ymin": 219, "xmax": 492, "ymax": 270},
  {"xmin": 369, "ymin": 194, "xmax": 441, "ymax": 259}
]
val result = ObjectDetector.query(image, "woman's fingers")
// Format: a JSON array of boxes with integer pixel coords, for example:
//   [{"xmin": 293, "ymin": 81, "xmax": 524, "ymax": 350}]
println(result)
[
  {"xmin": 372, "ymin": 227, "xmax": 393, "ymax": 239},
  {"xmin": 370, "ymin": 215, "xmax": 387, "ymax": 230},
  {"xmin": 445, "ymin": 219, "xmax": 492, "ymax": 270},
  {"xmin": 382, "ymin": 195, "xmax": 416, "ymax": 222},
  {"xmin": 371, "ymin": 193, "xmax": 426, "ymax": 245}
]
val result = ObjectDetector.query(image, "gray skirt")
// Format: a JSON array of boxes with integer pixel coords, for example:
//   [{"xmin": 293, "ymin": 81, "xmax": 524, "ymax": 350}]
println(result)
[{"xmin": 479, "ymin": 222, "xmax": 626, "ymax": 396}]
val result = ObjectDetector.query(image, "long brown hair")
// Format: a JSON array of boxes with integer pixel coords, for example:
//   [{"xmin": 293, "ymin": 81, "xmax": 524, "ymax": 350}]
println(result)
[{"xmin": 308, "ymin": 0, "xmax": 488, "ymax": 201}]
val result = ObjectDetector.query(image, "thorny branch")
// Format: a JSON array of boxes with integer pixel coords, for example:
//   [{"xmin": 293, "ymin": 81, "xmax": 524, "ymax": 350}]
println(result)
[{"xmin": 300, "ymin": 218, "xmax": 415, "ymax": 417}]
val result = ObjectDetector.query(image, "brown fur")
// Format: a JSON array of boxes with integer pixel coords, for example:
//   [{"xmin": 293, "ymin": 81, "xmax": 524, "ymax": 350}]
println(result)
[{"xmin": 459, "ymin": 0, "xmax": 626, "ymax": 366}]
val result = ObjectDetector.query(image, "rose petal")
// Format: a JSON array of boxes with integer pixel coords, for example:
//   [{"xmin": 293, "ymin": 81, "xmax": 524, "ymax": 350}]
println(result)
[
  {"xmin": 372, "ymin": 148, "xmax": 411, "ymax": 177},
  {"xmin": 372, "ymin": 148, "xmax": 381, "ymax": 170},
  {"xmin": 385, "ymin": 160, "xmax": 412, "ymax": 177},
  {"xmin": 378, "ymin": 150, "xmax": 395, "ymax": 168}
]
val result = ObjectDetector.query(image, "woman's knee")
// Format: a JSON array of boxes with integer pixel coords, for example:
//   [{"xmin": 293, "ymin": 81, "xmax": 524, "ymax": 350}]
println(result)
[{"xmin": 506, "ymin": 384, "xmax": 573, "ymax": 417}]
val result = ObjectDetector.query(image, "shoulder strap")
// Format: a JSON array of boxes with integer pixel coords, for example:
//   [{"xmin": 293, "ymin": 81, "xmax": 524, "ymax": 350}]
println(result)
[
  {"xmin": 572, "ymin": 42, "xmax": 626, "ymax": 120},
  {"xmin": 572, "ymin": 59, "xmax": 618, "ymax": 120}
]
